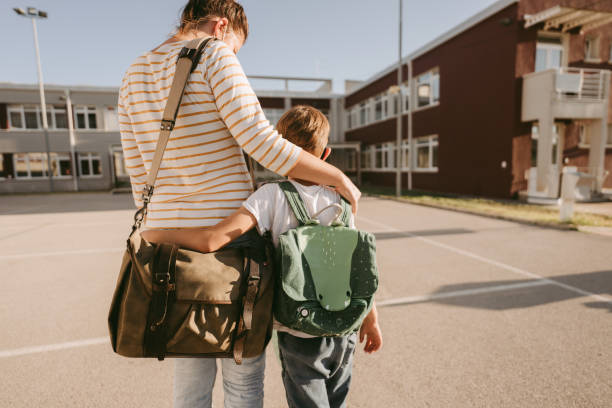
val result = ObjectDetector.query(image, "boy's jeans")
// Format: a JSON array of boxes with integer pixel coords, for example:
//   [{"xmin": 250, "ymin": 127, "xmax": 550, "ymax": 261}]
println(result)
[
  {"xmin": 173, "ymin": 354, "xmax": 265, "ymax": 408},
  {"xmin": 277, "ymin": 331, "xmax": 357, "ymax": 408}
]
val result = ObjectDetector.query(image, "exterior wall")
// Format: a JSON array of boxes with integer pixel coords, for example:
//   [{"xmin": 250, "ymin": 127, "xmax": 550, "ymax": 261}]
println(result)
[
  {"xmin": 345, "ymin": 3, "xmax": 520, "ymax": 198},
  {"xmin": 513, "ymin": 0, "xmax": 612, "ymax": 195},
  {"xmin": 0, "ymin": 85, "xmax": 121, "ymax": 194}
]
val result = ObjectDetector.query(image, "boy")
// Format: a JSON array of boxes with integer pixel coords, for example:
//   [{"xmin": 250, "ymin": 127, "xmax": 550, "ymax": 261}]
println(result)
[{"xmin": 144, "ymin": 105, "xmax": 383, "ymax": 407}]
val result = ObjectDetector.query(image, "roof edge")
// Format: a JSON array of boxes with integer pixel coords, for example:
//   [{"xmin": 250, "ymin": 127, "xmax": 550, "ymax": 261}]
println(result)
[{"xmin": 347, "ymin": 0, "xmax": 518, "ymax": 97}]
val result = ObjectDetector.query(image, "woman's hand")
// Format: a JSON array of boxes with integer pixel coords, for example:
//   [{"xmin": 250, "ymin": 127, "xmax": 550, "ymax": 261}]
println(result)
[
  {"xmin": 332, "ymin": 173, "xmax": 361, "ymax": 215},
  {"xmin": 287, "ymin": 150, "xmax": 362, "ymax": 214}
]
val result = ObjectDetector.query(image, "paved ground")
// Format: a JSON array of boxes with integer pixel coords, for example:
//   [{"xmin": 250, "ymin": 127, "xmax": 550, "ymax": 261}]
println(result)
[{"xmin": 1, "ymin": 192, "xmax": 611, "ymax": 407}]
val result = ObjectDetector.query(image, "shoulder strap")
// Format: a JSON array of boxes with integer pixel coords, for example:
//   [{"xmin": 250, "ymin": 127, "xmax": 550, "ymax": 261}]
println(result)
[
  {"xmin": 144, "ymin": 36, "xmax": 214, "ymax": 194},
  {"xmin": 279, "ymin": 181, "xmax": 312, "ymax": 226},
  {"xmin": 132, "ymin": 37, "xmax": 214, "ymax": 230},
  {"xmin": 339, "ymin": 198, "xmax": 352, "ymax": 227}
]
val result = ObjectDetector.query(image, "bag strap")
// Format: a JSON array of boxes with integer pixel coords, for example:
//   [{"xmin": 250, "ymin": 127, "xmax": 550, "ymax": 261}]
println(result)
[
  {"xmin": 339, "ymin": 198, "xmax": 352, "ymax": 227},
  {"xmin": 132, "ymin": 36, "xmax": 215, "ymax": 230},
  {"xmin": 278, "ymin": 181, "xmax": 313, "ymax": 226}
]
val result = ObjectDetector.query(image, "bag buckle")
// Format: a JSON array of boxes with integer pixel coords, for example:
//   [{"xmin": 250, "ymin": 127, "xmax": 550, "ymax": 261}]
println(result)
[
  {"xmin": 141, "ymin": 184, "xmax": 154, "ymax": 204},
  {"xmin": 178, "ymin": 47, "xmax": 196, "ymax": 60},
  {"xmin": 160, "ymin": 119, "xmax": 174, "ymax": 131},
  {"xmin": 155, "ymin": 272, "xmax": 170, "ymax": 285}
]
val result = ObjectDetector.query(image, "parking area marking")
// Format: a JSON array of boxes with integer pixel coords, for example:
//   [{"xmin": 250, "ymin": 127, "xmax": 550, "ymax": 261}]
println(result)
[
  {"xmin": 377, "ymin": 280, "xmax": 550, "ymax": 307},
  {"xmin": 358, "ymin": 216, "xmax": 612, "ymax": 304},
  {"xmin": 0, "ymin": 247, "xmax": 123, "ymax": 261},
  {"xmin": 0, "ymin": 337, "xmax": 109, "ymax": 359}
]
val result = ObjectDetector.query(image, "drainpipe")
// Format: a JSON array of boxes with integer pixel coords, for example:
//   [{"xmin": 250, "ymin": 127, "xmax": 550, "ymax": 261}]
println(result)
[{"xmin": 63, "ymin": 89, "xmax": 78, "ymax": 191}]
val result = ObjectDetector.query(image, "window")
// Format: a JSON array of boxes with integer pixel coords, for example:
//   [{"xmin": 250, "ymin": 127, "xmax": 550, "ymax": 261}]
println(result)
[
  {"xmin": 585, "ymin": 36, "xmax": 600, "ymax": 61},
  {"xmin": 0, "ymin": 155, "xmax": 5, "ymax": 179},
  {"xmin": 414, "ymin": 136, "xmax": 439, "ymax": 171},
  {"xmin": 74, "ymin": 106, "xmax": 98, "ymax": 130},
  {"xmin": 374, "ymin": 96, "xmax": 384, "ymax": 121},
  {"xmin": 358, "ymin": 102, "xmax": 370, "ymax": 127},
  {"xmin": 49, "ymin": 153, "xmax": 72, "ymax": 178},
  {"xmin": 14, "ymin": 153, "xmax": 49, "ymax": 179},
  {"xmin": 535, "ymin": 36, "xmax": 563, "ymax": 72},
  {"xmin": 79, "ymin": 152, "xmax": 102, "ymax": 177},
  {"xmin": 262, "ymin": 108, "xmax": 285, "ymax": 126},
  {"xmin": 416, "ymin": 69, "xmax": 440, "ymax": 108},
  {"xmin": 361, "ymin": 143, "xmax": 396, "ymax": 171},
  {"xmin": 7, "ymin": 105, "xmax": 68, "ymax": 130}
]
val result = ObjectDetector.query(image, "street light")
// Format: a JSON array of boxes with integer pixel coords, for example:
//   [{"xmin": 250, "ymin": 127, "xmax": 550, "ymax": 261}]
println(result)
[
  {"xmin": 395, "ymin": 0, "xmax": 403, "ymax": 197},
  {"xmin": 13, "ymin": 6, "xmax": 53, "ymax": 191}
]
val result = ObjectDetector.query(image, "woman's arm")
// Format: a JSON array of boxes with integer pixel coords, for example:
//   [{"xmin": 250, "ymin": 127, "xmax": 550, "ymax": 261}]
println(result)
[
  {"xmin": 202, "ymin": 42, "xmax": 361, "ymax": 213},
  {"xmin": 142, "ymin": 207, "xmax": 257, "ymax": 252},
  {"xmin": 287, "ymin": 150, "xmax": 361, "ymax": 214}
]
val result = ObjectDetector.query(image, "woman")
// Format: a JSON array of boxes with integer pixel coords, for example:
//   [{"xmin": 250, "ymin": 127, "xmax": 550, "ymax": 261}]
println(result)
[{"xmin": 118, "ymin": 1, "xmax": 361, "ymax": 407}]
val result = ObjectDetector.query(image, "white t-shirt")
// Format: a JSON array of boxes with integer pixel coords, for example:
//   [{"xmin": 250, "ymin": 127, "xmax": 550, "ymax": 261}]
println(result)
[{"xmin": 243, "ymin": 180, "xmax": 355, "ymax": 338}]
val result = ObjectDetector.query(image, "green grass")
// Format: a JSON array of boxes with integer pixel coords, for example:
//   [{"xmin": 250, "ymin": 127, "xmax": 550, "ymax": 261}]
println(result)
[{"xmin": 362, "ymin": 185, "xmax": 612, "ymax": 229}]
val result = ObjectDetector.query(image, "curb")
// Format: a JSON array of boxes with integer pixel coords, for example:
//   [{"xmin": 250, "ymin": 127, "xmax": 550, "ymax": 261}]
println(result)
[{"xmin": 364, "ymin": 193, "xmax": 578, "ymax": 232}]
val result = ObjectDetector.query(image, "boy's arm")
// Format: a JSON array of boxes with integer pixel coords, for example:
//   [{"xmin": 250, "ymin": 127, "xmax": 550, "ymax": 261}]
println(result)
[
  {"xmin": 359, "ymin": 302, "xmax": 383, "ymax": 354},
  {"xmin": 142, "ymin": 207, "xmax": 257, "ymax": 252}
]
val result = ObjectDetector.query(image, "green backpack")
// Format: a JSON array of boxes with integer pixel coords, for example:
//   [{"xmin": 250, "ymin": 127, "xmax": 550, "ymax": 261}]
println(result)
[{"xmin": 274, "ymin": 181, "xmax": 379, "ymax": 337}]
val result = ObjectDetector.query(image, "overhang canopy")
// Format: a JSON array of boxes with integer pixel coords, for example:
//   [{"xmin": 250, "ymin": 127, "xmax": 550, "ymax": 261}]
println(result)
[{"xmin": 524, "ymin": 6, "xmax": 612, "ymax": 34}]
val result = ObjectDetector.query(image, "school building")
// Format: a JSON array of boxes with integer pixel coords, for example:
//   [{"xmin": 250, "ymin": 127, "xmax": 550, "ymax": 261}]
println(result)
[
  {"xmin": 0, "ymin": 78, "xmax": 342, "ymax": 194},
  {"xmin": 344, "ymin": 0, "xmax": 612, "ymax": 200},
  {"xmin": 1, "ymin": 0, "xmax": 612, "ymax": 200}
]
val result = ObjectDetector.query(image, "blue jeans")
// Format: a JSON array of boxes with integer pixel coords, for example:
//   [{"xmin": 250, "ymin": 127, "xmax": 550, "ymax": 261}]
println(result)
[
  {"xmin": 173, "ymin": 354, "xmax": 265, "ymax": 408},
  {"xmin": 277, "ymin": 332, "xmax": 357, "ymax": 408}
]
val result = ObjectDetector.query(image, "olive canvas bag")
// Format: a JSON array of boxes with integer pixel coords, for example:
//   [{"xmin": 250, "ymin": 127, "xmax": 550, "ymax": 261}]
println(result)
[
  {"xmin": 274, "ymin": 181, "xmax": 379, "ymax": 336},
  {"xmin": 107, "ymin": 37, "xmax": 274, "ymax": 364}
]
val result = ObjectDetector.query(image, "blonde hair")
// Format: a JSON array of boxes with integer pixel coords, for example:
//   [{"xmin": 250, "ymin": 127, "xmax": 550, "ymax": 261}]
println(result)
[
  {"xmin": 179, "ymin": 0, "xmax": 249, "ymax": 40},
  {"xmin": 276, "ymin": 105, "xmax": 330, "ymax": 156}
]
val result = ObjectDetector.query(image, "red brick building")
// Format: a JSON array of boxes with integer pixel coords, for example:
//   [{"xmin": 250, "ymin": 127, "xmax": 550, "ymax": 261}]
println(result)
[{"xmin": 343, "ymin": 0, "xmax": 612, "ymax": 200}]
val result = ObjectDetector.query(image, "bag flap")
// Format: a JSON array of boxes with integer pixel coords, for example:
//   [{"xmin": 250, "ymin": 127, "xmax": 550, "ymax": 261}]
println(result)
[
  {"xmin": 298, "ymin": 225, "xmax": 357, "ymax": 311},
  {"xmin": 174, "ymin": 249, "xmax": 244, "ymax": 303},
  {"xmin": 129, "ymin": 233, "xmax": 244, "ymax": 303},
  {"xmin": 278, "ymin": 227, "xmax": 378, "ymax": 304}
]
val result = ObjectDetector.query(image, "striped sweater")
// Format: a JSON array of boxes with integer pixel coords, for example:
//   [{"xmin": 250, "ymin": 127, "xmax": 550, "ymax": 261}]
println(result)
[{"xmin": 118, "ymin": 39, "xmax": 302, "ymax": 229}]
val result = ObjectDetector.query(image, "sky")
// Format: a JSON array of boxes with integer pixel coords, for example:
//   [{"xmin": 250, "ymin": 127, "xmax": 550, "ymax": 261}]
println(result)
[{"xmin": 1, "ymin": 0, "xmax": 502, "ymax": 94}]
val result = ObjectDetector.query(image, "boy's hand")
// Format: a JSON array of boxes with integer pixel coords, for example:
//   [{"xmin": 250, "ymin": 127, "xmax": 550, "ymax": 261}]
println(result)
[{"xmin": 359, "ymin": 308, "xmax": 382, "ymax": 354}]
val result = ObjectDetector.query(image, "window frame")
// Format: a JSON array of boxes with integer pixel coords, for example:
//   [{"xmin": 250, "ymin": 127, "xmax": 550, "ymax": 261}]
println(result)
[
  {"xmin": 78, "ymin": 152, "xmax": 103, "ymax": 178},
  {"xmin": 13, "ymin": 152, "xmax": 50, "ymax": 179},
  {"xmin": 414, "ymin": 68, "xmax": 440, "ymax": 111},
  {"xmin": 585, "ymin": 36, "xmax": 601, "ymax": 62},
  {"xmin": 74, "ymin": 106, "xmax": 98, "ymax": 130},
  {"xmin": 6, "ymin": 104, "xmax": 69, "ymax": 130},
  {"xmin": 413, "ymin": 135, "xmax": 439, "ymax": 172}
]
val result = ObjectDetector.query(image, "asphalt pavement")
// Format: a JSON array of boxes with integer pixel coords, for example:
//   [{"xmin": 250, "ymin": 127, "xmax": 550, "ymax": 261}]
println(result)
[{"xmin": 1, "ymin": 192, "xmax": 611, "ymax": 407}]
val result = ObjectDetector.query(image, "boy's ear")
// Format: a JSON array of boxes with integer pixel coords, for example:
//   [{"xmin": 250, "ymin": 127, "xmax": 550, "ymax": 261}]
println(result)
[{"xmin": 321, "ymin": 147, "xmax": 332, "ymax": 161}]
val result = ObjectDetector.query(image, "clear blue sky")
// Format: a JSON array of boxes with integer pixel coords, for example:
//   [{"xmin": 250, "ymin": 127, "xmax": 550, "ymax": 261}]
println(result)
[{"xmin": 1, "ymin": 0, "xmax": 500, "ymax": 93}]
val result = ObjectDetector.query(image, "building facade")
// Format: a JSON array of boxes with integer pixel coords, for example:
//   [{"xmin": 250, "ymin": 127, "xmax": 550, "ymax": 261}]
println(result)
[
  {"xmin": 0, "ymin": 78, "xmax": 340, "ymax": 193},
  {"xmin": 343, "ymin": 0, "xmax": 612, "ymax": 199}
]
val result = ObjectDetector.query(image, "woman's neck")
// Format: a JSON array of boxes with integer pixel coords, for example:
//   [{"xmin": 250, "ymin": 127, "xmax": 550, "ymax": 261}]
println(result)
[{"xmin": 155, "ymin": 30, "xmax": 212, "ymax": 50}]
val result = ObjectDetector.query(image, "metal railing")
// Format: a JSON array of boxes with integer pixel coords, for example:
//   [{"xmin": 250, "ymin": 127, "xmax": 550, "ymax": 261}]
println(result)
[{"xmin": 554, "ymin": 67, "xmax": 609, "ymax": 102}]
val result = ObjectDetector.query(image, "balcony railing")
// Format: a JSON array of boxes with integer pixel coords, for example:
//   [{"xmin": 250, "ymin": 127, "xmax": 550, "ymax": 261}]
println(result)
[{"xmin": 554, "ymin": 67, "xmax": 608, "ymax": 102}]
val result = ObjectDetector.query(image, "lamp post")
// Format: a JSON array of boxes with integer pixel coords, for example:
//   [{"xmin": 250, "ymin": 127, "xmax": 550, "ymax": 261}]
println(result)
[
  {"xmin": 395, "ymin": 0, "xmax": 403, "ymax": 197},
  {"xmin": 13, "ymin": 7, "xmax": 53, "ymax": 191},
  {"xmin": 60, "ymin": 90, "xmax": 79, "ymax": 191}
]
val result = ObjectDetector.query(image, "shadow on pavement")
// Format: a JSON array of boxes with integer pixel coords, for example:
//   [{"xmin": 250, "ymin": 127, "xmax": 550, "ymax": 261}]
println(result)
[
  {"xmin": 373, "ymin": 228, "xmax": 473, "ymax": 240},
  {"xmin": 382, "ymin": 270, "xmax": 612, "ymax": 311}
]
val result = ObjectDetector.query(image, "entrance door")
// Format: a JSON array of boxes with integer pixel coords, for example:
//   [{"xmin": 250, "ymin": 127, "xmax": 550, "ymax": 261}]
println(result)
[
  {"xmin": 531, "ymin": 122, "xmax": 564, "ymax": 196},
  {"xmin": 110, "ymin": 146, "xmax": 130, "ymax": 188}
]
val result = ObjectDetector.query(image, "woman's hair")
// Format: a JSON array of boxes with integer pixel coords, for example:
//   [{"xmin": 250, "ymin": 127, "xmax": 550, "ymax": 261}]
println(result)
[{"xmin": 179, "ymin": 0, "xmax": 249, "ymax": 40}]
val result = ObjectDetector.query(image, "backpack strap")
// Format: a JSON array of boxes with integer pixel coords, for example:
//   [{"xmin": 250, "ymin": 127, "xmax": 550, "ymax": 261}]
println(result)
[
  {"xmin": 279, "ymin": 181, "xmax": 313, "ymax": 226},
  {"xmin": 339, "ymin": 198, "xmax": 352, "ymax": 227}
]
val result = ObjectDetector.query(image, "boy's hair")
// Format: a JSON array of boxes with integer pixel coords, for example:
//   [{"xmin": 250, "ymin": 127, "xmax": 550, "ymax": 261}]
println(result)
[
  {"xmin": 276, "ymin": 105, "xmax": 329, "ymax": 155},
  {"xmin": 179, "ymin": 0, "xmax": 249, "ymax": 41}
]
